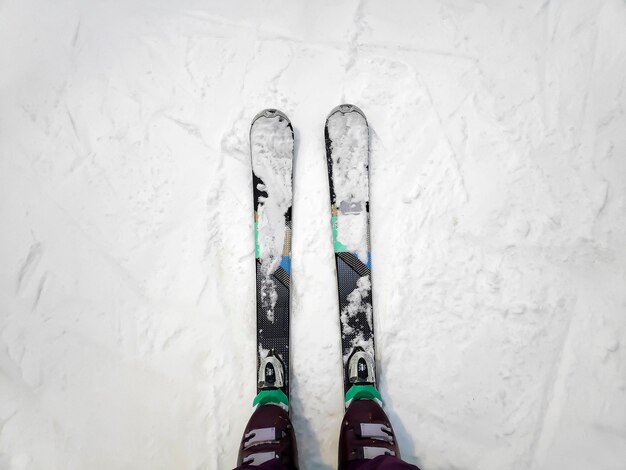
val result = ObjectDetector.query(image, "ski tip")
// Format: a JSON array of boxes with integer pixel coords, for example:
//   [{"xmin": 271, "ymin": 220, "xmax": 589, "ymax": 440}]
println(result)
[
  {"xmin": 251, "ymin": 108, "xmax": 291, "ymax": 125},
  {"xmin": 326, "ymin": 103, "xmax": 367, "ymax": 121}
]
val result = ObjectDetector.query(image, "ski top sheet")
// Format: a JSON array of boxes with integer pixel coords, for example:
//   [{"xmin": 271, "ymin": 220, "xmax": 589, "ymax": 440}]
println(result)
[
  {"xmin": 250, "ymin": 109, "xmax": 293, "ymax": 410},
  {"xmin": 325, "ymin": 104, "xmax": 381, "ymax": 407}
]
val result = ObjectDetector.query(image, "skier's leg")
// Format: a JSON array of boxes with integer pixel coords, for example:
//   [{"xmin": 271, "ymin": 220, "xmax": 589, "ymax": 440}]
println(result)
[
  {"xmin": 339, "ymin": 399, "xmax": 420, "ymax": 470},
  {"xmin": 234, "ymin": 403, "xmax": 298, "ymax": 470}
]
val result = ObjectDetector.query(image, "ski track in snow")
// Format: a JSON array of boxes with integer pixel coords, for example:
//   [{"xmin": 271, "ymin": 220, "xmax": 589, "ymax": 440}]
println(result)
[{"xmin": 1, "ymin": 1, "xmax": 626, "ymax": 469}]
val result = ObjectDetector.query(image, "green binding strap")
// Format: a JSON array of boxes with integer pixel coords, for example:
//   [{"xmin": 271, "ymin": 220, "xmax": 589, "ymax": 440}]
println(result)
[
  {"xmin": 253, "ymin": 389, "xmax": 289, "ymax": 408},
  {"xmin": 345, "ymin": 384, "xmax": 382, "ymax": 405}
]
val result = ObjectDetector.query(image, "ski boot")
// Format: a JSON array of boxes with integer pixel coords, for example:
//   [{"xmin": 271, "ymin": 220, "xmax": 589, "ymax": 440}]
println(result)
[
  {"xmin": 236, "ymin": 403, "xmax": 298, "ymax": 469},
  {"xmin": 338, "ymin": 349, "xmax": 400, "ymax": 469},
  {"xmin": 237, "ymin": 354, "xmax": 298, "ymax": 469}
]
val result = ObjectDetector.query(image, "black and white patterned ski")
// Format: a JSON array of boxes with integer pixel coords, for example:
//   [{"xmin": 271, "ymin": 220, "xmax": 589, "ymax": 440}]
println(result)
[
  {"xmin": 250, "ymin": 109, "xmax": 293, "ymax": 410},
  {"xmin": 325, "ymin": 104, "xmax": 381, "ymax": 408}
]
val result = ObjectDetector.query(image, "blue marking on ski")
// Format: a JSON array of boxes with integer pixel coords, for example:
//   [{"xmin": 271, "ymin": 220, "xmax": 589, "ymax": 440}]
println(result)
[{"xmin": 280, "ymin": 256, "xmax": 291, "ymax": 274}]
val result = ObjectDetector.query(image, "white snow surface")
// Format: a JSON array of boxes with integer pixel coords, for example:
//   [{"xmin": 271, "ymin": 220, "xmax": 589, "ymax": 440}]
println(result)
[
  {"xmin": 1, "ymin": 1, "xmax": 626, "ymax": 469},
  {"xmin": 251, "ymin": 113, "xmax": 293, "ymax": 273},
  {"xmin": 327, "ymin": 110, "xmax": 369, "ymax": 204},
  {"xmin": 251, "ymin": 113, "xmax": 293, "ymax": 320},
  {"xmin": 328, "ymin": 109, "xmax": 370, "ymax": 261},
  {"xmin": 341, "ymin": 275, "xmax": 374, "ymax": 364}
]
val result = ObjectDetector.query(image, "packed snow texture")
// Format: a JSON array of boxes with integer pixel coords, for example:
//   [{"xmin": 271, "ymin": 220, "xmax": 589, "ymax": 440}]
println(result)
[
  {"xmin": 251, "ymin": 113, "xmax": 293, "ymax": 272},
  {"xmin": 341, "ymin": 275, "xmax": 374, "ymax": 364},
  {"xmin": 251, "ymin": 113, "xmax": 293, "ymax": 321},
  {"xmin": 328, "ymin": 109, "xmax": 371, "ymax": 261},
  {"xmin": 1, "ymin": 1, "xmax": 625, "ymax": 469}
]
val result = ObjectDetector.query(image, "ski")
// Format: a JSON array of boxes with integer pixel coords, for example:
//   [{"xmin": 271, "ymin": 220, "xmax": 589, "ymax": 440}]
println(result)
[
  {"xmin": 250, "ymin": 109, "xmax": 294, "ymax": 411},
  {"xmin": 325, "ymin": 104, "xmax": 381, "ymax": 408}
]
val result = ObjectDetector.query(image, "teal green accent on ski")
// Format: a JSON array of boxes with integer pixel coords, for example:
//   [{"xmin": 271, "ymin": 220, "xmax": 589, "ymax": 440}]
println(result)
[
  {"xmin": 254, "ymin": 222, "xmax": 260, "ymax": 258},
  {"xmin": 332, "ymin": 216, "xmax": 348, "ymax": 252},
  {"xmin": 345, "ymin": 384, "xmax": 382, "ymax": 404},
  {"xmin": 253, "ymin": 389, "xmax": 289, "ymax": 408}
]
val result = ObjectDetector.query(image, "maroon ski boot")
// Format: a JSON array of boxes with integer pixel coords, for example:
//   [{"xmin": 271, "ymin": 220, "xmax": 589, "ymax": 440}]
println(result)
[
  {"xmin": 338, "ymin": 396, "xmax": 401, "ymax": 469},
  {"xmin": 236, "ymin": 398, "xmax": 298, "ymax": 469},
  {"xmin": 338, "ymin": 349, "xmax": 403, "ymax": 469}
]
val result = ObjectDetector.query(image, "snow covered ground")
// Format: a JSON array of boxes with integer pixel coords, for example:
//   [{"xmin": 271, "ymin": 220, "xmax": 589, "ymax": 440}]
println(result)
[{"xmin": 1, "ymin": 0, "xmax": 625, "ymax": 469}]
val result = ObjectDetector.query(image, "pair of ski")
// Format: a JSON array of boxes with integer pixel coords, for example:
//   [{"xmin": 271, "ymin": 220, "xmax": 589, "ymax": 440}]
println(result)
[{"xmin": 250, "ymin": 105, "xmax": 380, "ymax": 412}]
